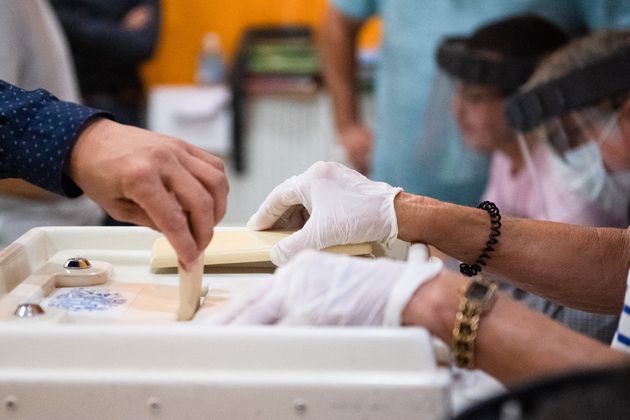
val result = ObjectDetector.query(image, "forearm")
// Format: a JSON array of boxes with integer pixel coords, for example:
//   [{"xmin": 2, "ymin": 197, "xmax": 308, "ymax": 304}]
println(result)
[
  {"xmin": 0, "ymin": 180, "xmax": 60, "ymax": 201},
  {"xmin": 395, "ymin": 192, "xmax": 630, "ymax": 313},
  {"xmin": 475, "ymin": 295, "xmax": 628, "ymax": 385},
  {"xmin": 403, "ymin": 271, "xmax": 630, "ymax": 386},
  {"xmin": 320, "ymin": 6, "xmax": 363, "ymax": 132}
]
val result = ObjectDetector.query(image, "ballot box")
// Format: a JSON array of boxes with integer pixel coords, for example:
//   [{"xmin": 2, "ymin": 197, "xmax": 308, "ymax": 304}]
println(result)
[{"xmin": 0, "ymin": 227, "xmax": 451, "ymax": 419}]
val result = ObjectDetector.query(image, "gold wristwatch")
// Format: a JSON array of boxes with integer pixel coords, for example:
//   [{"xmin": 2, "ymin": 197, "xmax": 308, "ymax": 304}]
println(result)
[{"xmin": 452, "ymin": 275, "xmax": 497, "ymax": 369}]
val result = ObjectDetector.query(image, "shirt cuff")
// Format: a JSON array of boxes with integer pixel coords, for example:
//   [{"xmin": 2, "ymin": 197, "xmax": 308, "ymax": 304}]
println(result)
[{"xmin": 22, "ymin": 100, "xmax": 111, "ymax": 197}]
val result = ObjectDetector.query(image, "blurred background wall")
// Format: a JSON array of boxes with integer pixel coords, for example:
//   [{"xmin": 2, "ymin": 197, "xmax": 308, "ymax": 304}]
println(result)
[{"xmin": 142, "ymin": 0, "xmax": 380, "ymax": 85}]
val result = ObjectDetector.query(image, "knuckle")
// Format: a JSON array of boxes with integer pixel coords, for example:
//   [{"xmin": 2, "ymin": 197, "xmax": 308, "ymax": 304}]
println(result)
[
  {"xmin": 307, "ymin": 161, "xmax": 335, "ymax": 178},
  {"xmin": 309, "ymin": 160, "xmax": 328, "ymax": 173},
  {"xmin": 148, "ymin": 145, "xmax": 175, "ymax": 165},
  {"xmin": 197, "ymin": 194, "xmax": 214, "ymax": 212},
  {"xmin": 206, "ymin": 172, "xmax": 229, "ymax": 198},
  {"xmin": 212, "ymin": 157, "xmax": 225, "ymax": 172},
  {"xmin": 163, "ymin": 211, "xmax": 188, "ymax": 232},
  {"xmin": 126, "ymin": 161, "xmax": 153, "ymax": 183}
]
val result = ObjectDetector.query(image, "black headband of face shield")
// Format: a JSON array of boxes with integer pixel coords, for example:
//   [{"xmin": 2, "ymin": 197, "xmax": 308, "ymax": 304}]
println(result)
[
  {"xmin": 504, "ymin": 46, "xmax": 630, "ymax": 132},
  {"xmin": 436, "ymin": 37, "xmax": 537, "ymax": 92}
]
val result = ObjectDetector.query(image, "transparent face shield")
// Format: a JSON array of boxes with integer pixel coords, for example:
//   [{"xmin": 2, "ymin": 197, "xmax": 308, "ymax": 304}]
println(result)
[
  {"xmin": 505, "ymin": 47, "xmax": 630, "ymax": 226},
  {"xmin": 422, "ymin": 38, "xmax": 538, "ymax": 204},
  {"xmin": 418, "ymin": 70, "xmax": 492, "ymax": 188},
  {"xmin": 515, "ymin": 101, "xmax": 630, "ymax": 224}
]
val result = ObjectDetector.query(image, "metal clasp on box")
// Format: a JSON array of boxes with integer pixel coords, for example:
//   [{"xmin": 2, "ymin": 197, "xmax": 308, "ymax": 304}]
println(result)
[{"xmin": 56, "ymin": 257, "xmax": 112, "ymax": 287}]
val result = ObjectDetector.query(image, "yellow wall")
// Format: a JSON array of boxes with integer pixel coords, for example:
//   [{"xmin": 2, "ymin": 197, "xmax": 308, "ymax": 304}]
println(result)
[{"xmin": 142, "ymin": 0, "xmax": 381, "ymax": 85}]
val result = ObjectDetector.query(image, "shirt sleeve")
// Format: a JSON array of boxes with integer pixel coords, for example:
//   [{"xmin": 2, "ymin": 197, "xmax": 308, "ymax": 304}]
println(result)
[
  {"xmin": 52, "ymin": 0, "xmax": 160, "ymax": 65},
  {"xmin": 577, "ymin": 0, "xmax": 630, "ymax": 30},
  {"xmin": 0, "ymin": 80, "xmax": 111, "ymax": 197},
  {"xmin": 331, "ymin": 0, "xmax": 378, "ymax": 20}
]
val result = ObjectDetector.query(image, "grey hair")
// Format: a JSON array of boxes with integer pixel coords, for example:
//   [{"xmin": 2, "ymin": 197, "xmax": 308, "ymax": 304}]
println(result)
[{"xmin": 526, "ymin": 30, "xmax": 630, "ymax": 89}]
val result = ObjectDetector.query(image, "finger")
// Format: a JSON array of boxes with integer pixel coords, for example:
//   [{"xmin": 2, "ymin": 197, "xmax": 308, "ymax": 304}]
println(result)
[
  {"xmin": 270, "ymin": 220, "xmax": 321, "ymax": 266},
  {"xmin": 271, "ymin": 204, "xmax": 309, "ymax": 230},
  {"xmin": 105, "ymin": 200, "xmax": 159, "ymax": 231},
  {"xmin": 246, "ymin": 176, "xmax": 304, "ymax": 230},
  {"xmin": 124, "ymin": 170, "xmax": 201, "ymax": 269},
  {"xmin": 229, "ymin": 282, "xmax": 286, "ymax": 325},
  {"xmin": 182, "ymin": 142, "xmax": 226, "ymax": 171},
  {"xmin": 163, "ymin": 162, "xmax": 216, "ymax": 253},
  {"xmin": 202, "ymin": 281, "xmax": 272, "ymax": 324},
  {"xmin": 177, "ymin": 152, "xmax": 229, "ymax": 223}
]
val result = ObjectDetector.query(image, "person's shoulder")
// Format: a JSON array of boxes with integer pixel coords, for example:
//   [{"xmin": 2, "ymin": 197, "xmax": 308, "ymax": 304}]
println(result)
[{"xmin": 331, "ymin": 0, "xmax": 377, "ymax": 20}]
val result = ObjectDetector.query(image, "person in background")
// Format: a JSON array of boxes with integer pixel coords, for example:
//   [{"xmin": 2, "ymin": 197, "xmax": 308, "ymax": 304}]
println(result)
[
  {"xmin": 437, "ymin": 16, "xmax": 622, "ymax": 343},
  {"xmin": 0, "ymin": 80, "xmax": 229, "ymax": 271},
  {"xmin": 507, "ymin": 30, "xmax": 630, "ymax": 229},
  {"xmin": 0, "ymin": 0, "xmax": 104, "ymax": 247},
  {"xmin": 50, "ymin": 0, "xmax": 160, "ymax": 127},
  {"xmin": 321, "ymin": 0, "xmax": 630, "ymax": 206}
]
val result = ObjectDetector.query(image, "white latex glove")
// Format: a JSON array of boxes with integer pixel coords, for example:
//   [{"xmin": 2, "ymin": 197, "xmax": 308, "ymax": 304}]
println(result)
[
  {"xmin": 247, "ymin": 161, "xmax": 403, "ymax": 265},
  {"xmin": 208, "ymin": 250, "xmax": 443, "ymax": 326}
]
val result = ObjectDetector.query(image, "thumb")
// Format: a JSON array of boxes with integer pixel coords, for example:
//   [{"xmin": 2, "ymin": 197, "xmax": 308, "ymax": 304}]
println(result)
[
  {"xmin": 247, "ymin": 176, "xmax": 304, "ymax": 230},
  {"xmin": 270, "ymin": 221, "xmax": 320, "ymax": 266}
]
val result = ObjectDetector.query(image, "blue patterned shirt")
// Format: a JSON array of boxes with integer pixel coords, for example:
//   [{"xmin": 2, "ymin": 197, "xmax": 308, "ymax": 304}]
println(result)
[{"xmin": 0, "ymin": 80, "xmax": 109, "ymax": 197}]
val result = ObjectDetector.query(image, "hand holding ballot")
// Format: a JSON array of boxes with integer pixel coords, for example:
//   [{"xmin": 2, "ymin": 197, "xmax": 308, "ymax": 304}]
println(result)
[{"xmin": 247, "ymin": 162, "xmax": 403, "ymax": 265}]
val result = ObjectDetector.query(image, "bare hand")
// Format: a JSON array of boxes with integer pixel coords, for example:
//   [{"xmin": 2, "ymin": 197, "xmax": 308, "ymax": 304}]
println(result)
[
  {"xmin": 339, "ymin": 124, "xmax": 373, "ymax": 174},
  {"xmin": 122, "ymin": 5, "xmax": 153, "ymax": 31},
  {"xmin": 68, "ymin": 119, "xmax": 229, "ymax": 270}
]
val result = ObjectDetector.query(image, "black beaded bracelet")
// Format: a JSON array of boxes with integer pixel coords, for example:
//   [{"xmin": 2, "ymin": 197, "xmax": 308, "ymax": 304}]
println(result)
[{"xmin": 459, "ymin": 201, "xmax": 501, "ymax": 277}]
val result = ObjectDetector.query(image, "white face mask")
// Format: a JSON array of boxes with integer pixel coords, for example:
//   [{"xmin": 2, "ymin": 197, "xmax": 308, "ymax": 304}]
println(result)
[{"xmin": 553, "ymin": 141, "xmax": 630, "ymax": 222}]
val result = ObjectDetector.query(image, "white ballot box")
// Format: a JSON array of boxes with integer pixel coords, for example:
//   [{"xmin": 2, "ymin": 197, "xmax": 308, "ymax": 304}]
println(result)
[
  {"xmin": 0, "ymin": 227, "xmax": 451, "ymax": 419},
  {"xmin": 147, "ymin": 85, "xmax": 232, "ymax": 156}
]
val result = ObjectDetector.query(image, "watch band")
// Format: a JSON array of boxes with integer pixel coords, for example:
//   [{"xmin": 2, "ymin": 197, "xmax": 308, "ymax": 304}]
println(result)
[{"xmin": 452, "ymin": 275, "xmax": 497, "ymax": 369}]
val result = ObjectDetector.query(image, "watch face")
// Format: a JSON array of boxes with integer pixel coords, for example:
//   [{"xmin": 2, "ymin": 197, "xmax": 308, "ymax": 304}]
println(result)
[{"xmin": 466, "ymin": 282, "xmax": 490, "ymax": 300}]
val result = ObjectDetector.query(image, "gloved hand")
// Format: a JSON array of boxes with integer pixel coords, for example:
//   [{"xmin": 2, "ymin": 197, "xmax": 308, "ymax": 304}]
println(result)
[
  {"xmin": 207, "ymin": 250, "xmax": 443, "ymax": 326},
  {"xmin": 247, "ymin": 161, "xmax": 403, "ymax": 265}
]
